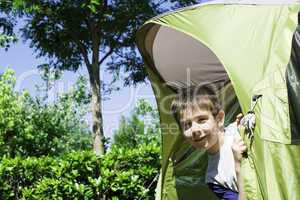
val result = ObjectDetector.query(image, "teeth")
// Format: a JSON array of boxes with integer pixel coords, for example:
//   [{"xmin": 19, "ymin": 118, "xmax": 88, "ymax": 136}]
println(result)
[{"xmin": 193, "ymin": 136, "xmax": 205, "ymax": 142}]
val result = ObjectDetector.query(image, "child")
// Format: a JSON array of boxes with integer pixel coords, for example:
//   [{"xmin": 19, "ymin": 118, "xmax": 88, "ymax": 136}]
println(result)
[{"xmin": 171, "ymin": 86, "xmax": 246, "ymax": 200}]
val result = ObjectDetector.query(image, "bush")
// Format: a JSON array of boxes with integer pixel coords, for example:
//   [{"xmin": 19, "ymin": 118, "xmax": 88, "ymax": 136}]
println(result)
[
  {"xmin": 0, "ymin": 143, "xmax": 160, "ymax": 200},
  {"xmin": 0, "ymin": 69, "xmax": 92, "ymax": 157}
]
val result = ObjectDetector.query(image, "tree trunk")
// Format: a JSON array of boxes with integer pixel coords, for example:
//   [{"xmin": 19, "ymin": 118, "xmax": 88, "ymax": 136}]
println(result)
[
  {"xmin": 80, "ymin": 19, "xmax": 105, "ymax": 155},
  {"xmin": 88, "ymin": 64, "xmax": 105, "ymax": 155}
]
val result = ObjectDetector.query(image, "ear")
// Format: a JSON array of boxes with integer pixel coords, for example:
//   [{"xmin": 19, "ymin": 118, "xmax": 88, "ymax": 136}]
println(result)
[{"xmin": 216, "ymin": 110, "xmax": 225, "ymax": 128}]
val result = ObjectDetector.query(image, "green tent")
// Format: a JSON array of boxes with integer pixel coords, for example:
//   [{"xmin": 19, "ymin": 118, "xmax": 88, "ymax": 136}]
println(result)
[{"xmin": 136, "ymin": 1, "xmax": 300, "ymax": 200}]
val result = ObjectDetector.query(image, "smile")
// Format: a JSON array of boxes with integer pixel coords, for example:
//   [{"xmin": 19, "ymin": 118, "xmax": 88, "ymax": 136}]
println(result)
[{"xmin": 193, "ymin": 136, "xmax": 206, "ymax": 142}]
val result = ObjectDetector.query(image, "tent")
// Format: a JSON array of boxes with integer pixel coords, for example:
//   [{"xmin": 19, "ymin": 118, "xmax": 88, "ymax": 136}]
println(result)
[{"xmin": 136, "ymin": 1, "xmax": 300, "ymax": 200}]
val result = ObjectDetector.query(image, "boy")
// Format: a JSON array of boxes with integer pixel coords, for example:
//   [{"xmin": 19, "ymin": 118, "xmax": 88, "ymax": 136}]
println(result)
[{"xmin": 171, "ymin": 86, "xmax": 246, "ymax": 200}]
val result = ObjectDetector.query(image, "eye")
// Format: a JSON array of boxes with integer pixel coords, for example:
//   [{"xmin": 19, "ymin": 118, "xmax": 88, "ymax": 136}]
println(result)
[
  {"xmin": 182, "ymin": 121, "xmax": 192, "ymax": 130},
  {"xmin": 197, "ymin": 117, "xmax": 207, "ymax": 124}
]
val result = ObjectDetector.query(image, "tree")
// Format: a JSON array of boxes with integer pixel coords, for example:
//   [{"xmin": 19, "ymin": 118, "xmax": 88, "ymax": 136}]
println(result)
[
  {"xmin": 113, "ymin": 99, "xmax": 161, "ymax": 148},
  {"xmin": 9, "ymin": 0, "xmax": 198, "ymax": 155},
  {"xmin": 0, "ymin": 0, "xmax": 17, "ymax": 50}
]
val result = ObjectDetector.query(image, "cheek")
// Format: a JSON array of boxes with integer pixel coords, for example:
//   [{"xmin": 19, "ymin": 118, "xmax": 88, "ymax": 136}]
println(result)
[
  {"xmin": 183, "ymin": 129, "xmax": 192, "ymax": 139},
  {"xmin": 208, "ymin": 133, "xmax": 218, "ymax": 143},
  {"xmin": 201, "ymin": 122, "xmax": 217, "ymax": 133}
]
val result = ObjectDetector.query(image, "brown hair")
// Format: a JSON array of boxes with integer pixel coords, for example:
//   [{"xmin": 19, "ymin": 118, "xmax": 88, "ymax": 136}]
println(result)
[{"xmin": 171, "ymin": 85, "xmax": 222, "ymax": 123}]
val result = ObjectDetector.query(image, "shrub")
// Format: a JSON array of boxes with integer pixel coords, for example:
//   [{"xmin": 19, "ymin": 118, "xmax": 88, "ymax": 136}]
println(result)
[
  {"xmin": 0, "ymin": 69, "xmax": 92, "ymax": 157},
  {"xmin": 0, "ymin": 143, "xmax": 160, "ymax": 200}
]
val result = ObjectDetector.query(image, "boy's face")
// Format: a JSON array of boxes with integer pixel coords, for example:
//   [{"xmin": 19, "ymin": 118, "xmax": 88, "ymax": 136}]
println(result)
[{"xmin": 180, "ymin": 106, "xmax": 224, "ymax": 152}]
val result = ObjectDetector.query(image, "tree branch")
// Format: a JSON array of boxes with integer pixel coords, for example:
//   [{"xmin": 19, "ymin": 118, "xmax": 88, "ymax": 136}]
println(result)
[
  {"xmin": 63, "ymin": 22, "xmax": 91, "ymax": 67},
  {"xmin": 78, "ymin": 41, "xmax": 91, "ymax": 68},
  {"xmin": 91, "ymin": 25, "xmax": 100, "ymax": 68},
  {"xmin": 66, "ymin": 25, "xmax": 92, "ymax": 68},
  {"xmin": 99, "ymin": 48, "xmax": 114, "ymax": 65},
  {"xmin": 99, "ymin": 32, "xmax": 123, "ymax": 65},
  {"xmin": 103, "ymin": 0, "xmax": 108, "ymax": 10},
  {"xmin": 153, "ymin": 0, "xmax": 168, "ymax": 10}
]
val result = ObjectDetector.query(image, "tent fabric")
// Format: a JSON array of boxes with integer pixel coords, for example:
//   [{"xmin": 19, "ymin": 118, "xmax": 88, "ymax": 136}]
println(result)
[
  {"xmin": 286, "ymin": 24, "xmax": 300, "ymax": 143},
  {"xmin": 151, "ymin": 0, "xmax": 300, "ymax": 26},
  {"xmin": 152, "ymin": 26, "xmax": 229, "ymax": 90},
  {"xmin": 137, "ymin": 2, "xmax": 300, "ymax": 200}
]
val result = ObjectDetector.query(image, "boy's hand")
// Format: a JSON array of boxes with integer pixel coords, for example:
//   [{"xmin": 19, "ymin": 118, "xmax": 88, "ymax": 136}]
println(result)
[
  {"xmin": 232, "ymin": 137, "xmax": 247, "ymax": 173},
  {"xmin": 235, "ymin": 113, "xmax": 243, "ymax": 126}
]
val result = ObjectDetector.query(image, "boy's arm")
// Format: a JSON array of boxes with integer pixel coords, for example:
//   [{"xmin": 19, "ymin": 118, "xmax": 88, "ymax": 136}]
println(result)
[
  {"xmin": 232, "ymin": 137, "xmax": 247, "ymax": 200},
  {"xmin": 235, "ymin": 156, "xmax": 245, "ymax": 200}
]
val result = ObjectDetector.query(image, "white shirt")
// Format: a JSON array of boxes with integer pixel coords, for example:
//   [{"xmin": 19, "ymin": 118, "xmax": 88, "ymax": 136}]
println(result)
[{"xmin": 205, "ymin": 123, "xmax": 239, "ymax": 192}]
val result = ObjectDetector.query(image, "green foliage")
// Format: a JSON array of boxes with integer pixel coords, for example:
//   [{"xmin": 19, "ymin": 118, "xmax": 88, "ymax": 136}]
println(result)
[
  {"xmin": 0, "ymin": 69, "xmax": 25, "ymax": 157},
  {"xmin": 0, "ymin": 34, "xmax": 17, "ymax": 50},
  {"xmin": 0, "ymin": 69, "xmax": 92, "ymax": 157},
  {"xmin": 170, "ymin": 0, "xmax": 199, "ymax": 8},
  {"xmin": 13, "ymin": 0, "xmax": 199, "ymax": 86},
  {"xmin": 0, "ymin": 0, "xmax": 18, "ymax": 50},
  {"xmin": 113, "ymin": 99, "xmax": 161, "ymax": 149},
  {"xmin": 0, "ymin": 144, "xmax": 160, "ymax": 200}
]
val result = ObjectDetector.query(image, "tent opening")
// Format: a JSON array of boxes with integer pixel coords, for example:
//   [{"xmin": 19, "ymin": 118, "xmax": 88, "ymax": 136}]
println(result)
[{"xmin": 148, "ymin": 25, "xmax": 242, "ymax": 124}]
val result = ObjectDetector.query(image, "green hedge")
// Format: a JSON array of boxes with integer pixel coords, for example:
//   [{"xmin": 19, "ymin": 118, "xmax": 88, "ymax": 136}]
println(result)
[{"xmin": 0, "ymin": 143, "xmax": 160, "ymax": 200}]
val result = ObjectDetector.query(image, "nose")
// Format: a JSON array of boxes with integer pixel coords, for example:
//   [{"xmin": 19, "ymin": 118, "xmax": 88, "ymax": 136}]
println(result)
[{"xmin": 191, "ymin": 121, "xmax": 203, "ymax": 140}]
